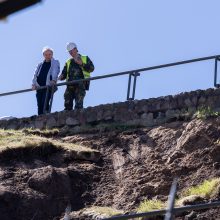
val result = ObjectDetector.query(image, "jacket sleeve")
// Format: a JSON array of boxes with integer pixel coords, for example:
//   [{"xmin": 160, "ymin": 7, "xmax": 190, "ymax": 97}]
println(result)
[
  {"xmin": 51, "ymin": 60, "xmax": 60, "ymax": 81},
  {"xmin": 60, "ymin": 62, "xmax": 68, "ymax": 80},
  {"xmin": 83, "ymin": 56, "xmax": 94, "ymax": 73},
  {"xmin": 32, "ymin": 63, "xmax": 40, "ymax": 86}
]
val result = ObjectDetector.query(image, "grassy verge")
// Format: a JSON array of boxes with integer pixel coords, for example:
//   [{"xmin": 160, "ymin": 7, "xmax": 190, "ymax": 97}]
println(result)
[
  {"xmin": 84, "ymin": 206, "xmax": 124, "ymax": 217},
  {"xmin": 181, "ymin": 178, "xmax": 220, "ymax": 199},
  {"xmin": 195, "ymin": 106, "xmax": 220, "ymax": 119},
  {"xmin": 137, "ymin": 199, "xmax": 165, "ymax": 213},
  {"xmin": 137, "ymin": 178, "xmax": 220, "ymax": 217},
  {"xmin": 0, "ymin": 129, "xmax": 97, "ymax": 154}
]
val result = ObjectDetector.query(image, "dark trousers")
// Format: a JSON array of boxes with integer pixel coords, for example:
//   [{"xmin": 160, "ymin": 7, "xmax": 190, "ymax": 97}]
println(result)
[
  {"xmin": 36, "ymin": 89, "xmax": 51, "ymax": 115},
  {"xmin": 64, "ymin": 85, "xmax": 86, "ymax": 110}
]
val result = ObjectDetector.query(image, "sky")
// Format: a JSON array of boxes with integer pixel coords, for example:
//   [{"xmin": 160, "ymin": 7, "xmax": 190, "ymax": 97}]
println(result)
[{"xmin": 1, "ymin": 0, "xmax": 220, "ymax": 117}]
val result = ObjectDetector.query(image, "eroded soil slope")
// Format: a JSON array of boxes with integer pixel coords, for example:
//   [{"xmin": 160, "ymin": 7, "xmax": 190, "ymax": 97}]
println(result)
[{"xmin": 1, "ymin": 117, "xmax": 220, "ymax": 219}]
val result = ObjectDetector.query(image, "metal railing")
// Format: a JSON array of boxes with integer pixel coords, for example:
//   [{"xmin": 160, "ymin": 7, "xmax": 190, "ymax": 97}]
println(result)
[
  {"xmin": 103, "ymin": 179, "xmax": 220, "ymax": 220},
  {"xmin": 102, "ymin": 201, "xmax": 220, "ymax": 220},
  {"xmin": 0, "ymin": 55, "xmax": 220, "ymax": 115}
]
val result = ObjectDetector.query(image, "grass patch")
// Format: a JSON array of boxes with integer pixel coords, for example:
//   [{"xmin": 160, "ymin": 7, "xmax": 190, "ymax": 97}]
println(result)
[
  {"xmin": 85, "ymin": 206, "xmax": 124, "ymax": 217},
  {"xmin": 195, "ymin": 106, "xmax": 220, "ymax": 119},
  {"xmin": 137, "ymin": 199, "xmax": 165, "ymax": 213},
  {"xmin": 22, "ymin": 128, "xmax": 59, "ymax": 137},
  {"xmin": 0, "ymin": 129, "xmax": 96, "ymax": 153},
  {"xmin": 181, "ymin": 178, "xmax": 220, "ymax": 199},
  {"xmin": 136, "ymin": 178, "xmax": 220, "ymax": 215}
]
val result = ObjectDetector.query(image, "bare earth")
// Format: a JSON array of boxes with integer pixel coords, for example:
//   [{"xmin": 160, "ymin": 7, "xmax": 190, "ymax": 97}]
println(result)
[{"xmin": 1, "ymin": 117, "xmax": 220, "ymax": 220}]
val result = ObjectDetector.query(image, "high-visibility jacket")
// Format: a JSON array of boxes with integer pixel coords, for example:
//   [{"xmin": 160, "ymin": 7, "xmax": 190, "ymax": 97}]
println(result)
[{"xmin": 66, "ymin": 55, "xmax": 90, "ymax": 80}]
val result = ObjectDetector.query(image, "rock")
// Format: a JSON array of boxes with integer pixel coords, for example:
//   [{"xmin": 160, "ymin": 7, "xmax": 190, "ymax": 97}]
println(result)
[
  {"xmin": 166, "ymin": 151, "xmax": 184, "ymax": 164},
  {"xmin": 165, "ymin": 109, "xmax": 180, "ymax": 120},
  {"xmin": 184, "ymin": 98, "xmax": 193, "ymax": 107},
  {"xmin": 67, "ymin": 207, "xmax": 124, "ymax": 220},
  {"xmin": 0, "ymin": 116, "xmax": 16, "ymax": 121},
  {"xmin": 0, "ymin": 87, "xmax": 220, "ymax": 132},
  {"xmin": 66, "ymin": 117, "xmax": 79, "ymax": 126},
  {"xmin": 141, "ymin": 113, "xmax": 154, "ymax": 126},
  {"xmin": 35, "ymin": 120, "xmax": 45, "ymax": 129},
  {"xmin": 28, "ymin": 166, "xmax": 72, "ymax": 197},
  {"xmin": 0, "ymin": 185, "xmax": 19, "ymax": 203},
  {"xmin": 210, "ymin": 144, "xmax": 220, "ymax": 162},
  {"xmin": 177, "ymin": 195, "xmax": 205, "ymax": 206},
  {"xmin": 76, "ymin": 150, "xmax": 101, "ymax": 162},
  {"xmin": 184, "ymin": 211, "xmax": 197, "ymax": 220},
  {"xmin": 46, "ymin": 117, "xmax": 57, "ymax": 128}
]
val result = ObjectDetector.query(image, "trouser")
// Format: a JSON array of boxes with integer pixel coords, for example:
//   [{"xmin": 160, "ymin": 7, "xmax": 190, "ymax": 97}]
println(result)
[
  {"xmin": 84, "ymin": 81, "xmax": 90, "ymax": 90},
  {"xmin": 64, "ymin": 85, "xmax": 86, "ymax": 110},
  {"xmin": 36, "ymin": 89, "xmax": 51, "ymax": 115}
]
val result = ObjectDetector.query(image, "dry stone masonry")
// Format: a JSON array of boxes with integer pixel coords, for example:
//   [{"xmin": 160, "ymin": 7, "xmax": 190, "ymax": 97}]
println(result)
[{"xmin": 1, "ymin": 88, "xmax": 220, "ymax": 130}]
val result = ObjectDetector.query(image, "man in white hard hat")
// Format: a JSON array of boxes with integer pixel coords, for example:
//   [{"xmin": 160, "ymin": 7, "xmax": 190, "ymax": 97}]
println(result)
[
  {"xmin": 58, "ymin": 42, "xmax": 94, "ymax": 110},
  {"xmin": 32, "ymin": 46, "xmax": 60, "ymax": 115}
]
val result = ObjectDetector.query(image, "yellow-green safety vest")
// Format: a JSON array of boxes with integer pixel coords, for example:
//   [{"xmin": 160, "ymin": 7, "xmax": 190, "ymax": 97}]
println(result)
[{"xmin": 66, "ymin": 55, "xmax": 90, "ymax": 80}]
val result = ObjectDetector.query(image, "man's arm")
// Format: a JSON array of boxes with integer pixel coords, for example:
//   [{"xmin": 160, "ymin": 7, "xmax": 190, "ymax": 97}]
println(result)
[
  {"xmin": 50, "ymin": 60, "xmax": 60, "ymax": 86},
  {"xmin": 83, "ymin": 56, "xmax": 95, "ymax": 73},
  {"xmin": 58, "ymin": 63, "xmax": 67, "ymax": 81},
  {"xmin": 32, "ymin": 63, "xmax": 41, "ymax": 90},
  {"xmin": 51, "ymin": 60, "xmax": 60, "ymax": 81}
]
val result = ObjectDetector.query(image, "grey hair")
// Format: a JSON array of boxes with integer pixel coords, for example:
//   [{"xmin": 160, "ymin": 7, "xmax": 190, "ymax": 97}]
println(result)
[{"xmin": 42, "ymin": 46, "xmax": 53, "ymax": 54}]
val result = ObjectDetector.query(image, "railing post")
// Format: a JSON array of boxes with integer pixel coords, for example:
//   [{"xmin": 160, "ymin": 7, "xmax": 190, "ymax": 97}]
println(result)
[
  {"xmin": 164, "ymin": 178, "xmax": 178, "ymax": 220},
  {"xmin": 127, "ymin": 72, "xmax": 140, "ymax": 101},
  {"xmin": 127, "ymin": 72, "xmax": 132, "ymax": 100},
  {"xmin": 214, "ymin": 57, "xmax": 219, "ymax": 88},
  {"xmin": 132, "ymin": 72, "xmax": 140, "ymax": 100}
]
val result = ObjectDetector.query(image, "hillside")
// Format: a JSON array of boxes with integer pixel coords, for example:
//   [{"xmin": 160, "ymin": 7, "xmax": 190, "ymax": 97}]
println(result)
[{"xmin": 1, "ymin": 114, "xmax": 220, "ymax": 219}]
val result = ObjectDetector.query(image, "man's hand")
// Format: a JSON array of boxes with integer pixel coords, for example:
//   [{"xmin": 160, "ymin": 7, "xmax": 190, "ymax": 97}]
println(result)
[
  {"xmin": 50, "ymin": 80, "xmax": 56, "ymax": 86},
  {"xmin": 32, "ymin": 85, "xmax": 37, "ymax": 90},
  {"xmin": 74, "ymin": 56, "xmax": 83, "ymax": 66},
  {"xmin": 58, "ymin": 75, "xmax": 64, "ymax": 80}
]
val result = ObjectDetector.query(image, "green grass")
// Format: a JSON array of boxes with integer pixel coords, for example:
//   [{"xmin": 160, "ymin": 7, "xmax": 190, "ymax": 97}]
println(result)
[
  {"xmin": 85, "ymin": 206, "xmax": 124, "ymax": 217},
  {"xmin": 136, "ymin": 178, "xmax": 220, "ymax": 216},
  {"xmin": 137, "ymin": 199, "xmax": 165, "ymax": 213},
  {"xmin": 195, "ymin": 106, "xmax": 220, "ymax": 119},
  {"xmin": 181, "ymin": 178, "xmax": 220, "ymax": 199},
  {"xmin": 0, "ymin": 129, "xmax": 96, "ymax": 153},
  {"xmin": 22, "ymin": 128, "xmax": 59, "ymax": 137}
]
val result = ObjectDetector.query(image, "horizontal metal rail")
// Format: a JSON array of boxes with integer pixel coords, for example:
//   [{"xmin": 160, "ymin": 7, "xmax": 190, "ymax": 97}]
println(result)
[
  {"xmin": 103, "ymin": 201, "xmax": 220, "ymax": 220},
  {"xmin": 0, "ymin": 55, "xmax": 219, "ymax": 98}
]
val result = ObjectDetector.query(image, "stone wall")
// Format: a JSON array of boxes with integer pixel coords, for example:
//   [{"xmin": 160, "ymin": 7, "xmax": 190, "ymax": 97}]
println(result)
[{"xmin": 1, "ymin": 88, "xmax": 220, "ymax": 130}]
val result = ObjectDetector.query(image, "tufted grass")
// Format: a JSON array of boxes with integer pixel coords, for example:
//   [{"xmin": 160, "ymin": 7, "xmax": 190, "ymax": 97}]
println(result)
[
  {"xmin": 181, "ymin": 178, "xmax": 220, "ymax": 199},
  {"xmin": 0, "ymin": 129, "xmax": 96, "ymax": 153},
  {"xmin": 195, "ymin": 106, "xmax": 220, "ymax": 119},
  {"xmin": 136, "ymin": 178, "xmax": 220, "ymax": 218},
  {"xmin": 22, "ymin": 128, "xmax": 59, "ymax": 137},
  {"xmin": 84, "ymin": 206, "xmax": 124, "ymax": 217},
  {"xmin": 137, "ymin": 199, "xmax": 165, "ymax": 213}
]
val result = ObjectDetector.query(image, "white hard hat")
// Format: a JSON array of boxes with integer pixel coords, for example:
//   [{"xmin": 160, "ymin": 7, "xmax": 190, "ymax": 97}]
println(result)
[
  {"xmin": 42, "ymin": 46, "xmax": 53, "ymax": 54},
  {"xmin": 66, "ymin": 42, "xmax": 77, "ymax": 52}
]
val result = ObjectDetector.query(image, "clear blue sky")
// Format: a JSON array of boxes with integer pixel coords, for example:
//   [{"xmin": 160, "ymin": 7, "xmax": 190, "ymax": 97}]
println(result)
[{"xmin": 1, "ymin": 0, "xmax": 220, "ymax": 117}]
